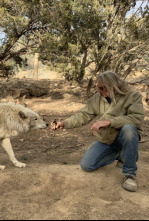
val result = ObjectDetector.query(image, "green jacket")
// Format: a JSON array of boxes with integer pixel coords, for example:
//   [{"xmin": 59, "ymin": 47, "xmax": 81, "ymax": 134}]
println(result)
[{"xmin": 63, "ymin": 90, "xmax": 145, "ymax": 145}]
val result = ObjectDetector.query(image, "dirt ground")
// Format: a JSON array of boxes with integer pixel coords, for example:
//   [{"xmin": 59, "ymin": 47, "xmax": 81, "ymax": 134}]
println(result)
[{"xmin": 0, "ymin": 77, "xmax": 149, "ymax": 220}]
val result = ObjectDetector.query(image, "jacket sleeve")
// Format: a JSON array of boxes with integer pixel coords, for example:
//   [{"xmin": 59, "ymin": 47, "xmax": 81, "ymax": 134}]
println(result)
[
  {"xmin": 63, "ymin": 95, "xmax": 97, "ymax": 129},
  {"xmin": 110, "ymin": 92, "xmax": 144, "ymax": 129}
]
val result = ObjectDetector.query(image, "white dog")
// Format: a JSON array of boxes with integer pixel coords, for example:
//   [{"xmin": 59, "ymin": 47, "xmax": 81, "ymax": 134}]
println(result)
[{"xmin": 0, "ymin": 102, "xmax": 49, "ymax": 170}]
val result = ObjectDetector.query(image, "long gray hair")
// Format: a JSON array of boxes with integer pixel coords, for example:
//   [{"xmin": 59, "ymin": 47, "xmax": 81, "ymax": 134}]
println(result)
[{"xmin": 97, "ymin": 71, "xmax": 132, "ymax": 102}]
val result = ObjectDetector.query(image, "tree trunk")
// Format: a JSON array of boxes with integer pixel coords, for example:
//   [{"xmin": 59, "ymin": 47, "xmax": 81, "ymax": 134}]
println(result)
[{"xmin": 33, "ymin": 53, "xmax": 39, "ymax": 80}]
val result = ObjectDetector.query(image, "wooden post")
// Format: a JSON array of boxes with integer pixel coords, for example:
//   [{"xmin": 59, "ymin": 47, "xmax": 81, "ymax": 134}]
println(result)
[{"xmin": 33, "ymin": 53, "xmax": 39, "ymax": 80}]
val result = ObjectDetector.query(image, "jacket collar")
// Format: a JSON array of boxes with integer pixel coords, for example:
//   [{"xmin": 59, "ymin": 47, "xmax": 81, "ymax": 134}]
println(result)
[{"xmin": 101, "ymin": 94, "xmax": 121, "ymax": 103}]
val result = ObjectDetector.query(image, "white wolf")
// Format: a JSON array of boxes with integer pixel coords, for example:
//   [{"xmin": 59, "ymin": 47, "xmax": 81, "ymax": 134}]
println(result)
[{"xmin": 0, "ymin": 102, "xmax": 49, "ymax": 170}]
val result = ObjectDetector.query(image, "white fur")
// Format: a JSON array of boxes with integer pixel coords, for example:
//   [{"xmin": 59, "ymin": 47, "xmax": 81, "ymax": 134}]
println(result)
[{"xmin": 0, "ymin": 102, "xmax": 48, "ymax": 169}]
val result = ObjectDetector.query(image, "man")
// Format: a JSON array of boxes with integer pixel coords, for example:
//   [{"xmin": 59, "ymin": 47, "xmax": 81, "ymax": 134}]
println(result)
[{"xmin": 51, "ymin": 71, "xmax": 144, "ymax": 192}]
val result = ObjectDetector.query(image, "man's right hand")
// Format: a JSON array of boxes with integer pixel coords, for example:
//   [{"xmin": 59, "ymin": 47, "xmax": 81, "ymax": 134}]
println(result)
[{"xmin": 50, "ymin": 121, "xmax": 64, "ymax": 131}]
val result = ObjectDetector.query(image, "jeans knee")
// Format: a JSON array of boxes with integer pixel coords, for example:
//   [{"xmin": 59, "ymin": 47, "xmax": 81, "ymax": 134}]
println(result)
[
  {"xmin": 120, "ymin": 124, "xmax": 138, "ymax": 141},
  {"xmin": 80, "ymin": 159, "xmax": 93, "ymax": 172}
]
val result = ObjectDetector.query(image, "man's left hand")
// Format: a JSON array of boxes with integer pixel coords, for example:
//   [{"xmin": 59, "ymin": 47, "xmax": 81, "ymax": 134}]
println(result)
[{"xmin": 91, "ymin": 120, "xmax": 111, "ymax": 132}]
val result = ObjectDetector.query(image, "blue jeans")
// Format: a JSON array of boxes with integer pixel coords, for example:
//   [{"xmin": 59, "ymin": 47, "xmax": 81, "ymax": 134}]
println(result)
[{"xmin": 80, "ymin": 124, "xmax": 140, "ymax": 177}]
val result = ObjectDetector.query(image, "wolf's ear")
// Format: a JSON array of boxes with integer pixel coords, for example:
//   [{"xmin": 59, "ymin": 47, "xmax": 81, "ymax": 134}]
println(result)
[{"xmin": 19, "ymin": 111, "xmax": 27, "ymax": 119}]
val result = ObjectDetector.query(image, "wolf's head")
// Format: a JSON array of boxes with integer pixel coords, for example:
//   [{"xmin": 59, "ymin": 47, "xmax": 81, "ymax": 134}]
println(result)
[{"xmin": 19, "ymin": 111, "xmax": 49, "ymax": 130}]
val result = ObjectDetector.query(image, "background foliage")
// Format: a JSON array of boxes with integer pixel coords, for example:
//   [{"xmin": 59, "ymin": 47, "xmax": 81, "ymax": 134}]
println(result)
[{"xmin": 0, "ymin": 0, "xmax": 148, "ymax": 81}]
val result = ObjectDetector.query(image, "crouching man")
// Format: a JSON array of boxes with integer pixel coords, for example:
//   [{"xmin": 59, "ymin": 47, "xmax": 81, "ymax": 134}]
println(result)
[{"xmin": 51, "ymin": 71, "xmax": 144, "ymax": 192}]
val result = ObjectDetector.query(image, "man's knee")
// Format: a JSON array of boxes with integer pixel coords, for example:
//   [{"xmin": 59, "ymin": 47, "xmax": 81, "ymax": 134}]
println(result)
[
  {"xmin": 120, "ymin": 124, "xmax": 138, "ymax": 141},
  {"xmin": 80, "ymin": 159, "xmax": 93, "ymax": 172}
]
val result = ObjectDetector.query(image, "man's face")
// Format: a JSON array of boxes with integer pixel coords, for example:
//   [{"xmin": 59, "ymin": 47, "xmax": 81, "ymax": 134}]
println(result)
[{"xmin": 97, "ymin": 80, "xmax": 108, "ymax": 97}]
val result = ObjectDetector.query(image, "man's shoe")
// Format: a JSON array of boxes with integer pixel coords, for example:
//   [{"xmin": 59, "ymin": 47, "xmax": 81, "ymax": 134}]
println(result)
[{"xmin": 123, "ymin": 175, "xmax": 137, "ymax": 192}]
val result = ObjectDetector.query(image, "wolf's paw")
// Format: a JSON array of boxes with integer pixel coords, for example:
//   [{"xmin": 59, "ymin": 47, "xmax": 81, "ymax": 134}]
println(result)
[
  {"xmin": 14, "ymin": 161, "xmax": 26, "ymax": 168},
  {"xmin": 0, "ymin": 165, "xmax": 6, "ymax": 170}
]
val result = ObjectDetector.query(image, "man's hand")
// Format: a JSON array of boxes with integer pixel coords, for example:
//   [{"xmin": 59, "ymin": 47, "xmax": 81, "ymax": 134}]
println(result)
[
  {"xmin": 50, "ymin": 121, "xmax": 64, "ymax": 131},
  {"xmin": 91, "ymin": 120, "xmax": 111, "ymax": 132}
]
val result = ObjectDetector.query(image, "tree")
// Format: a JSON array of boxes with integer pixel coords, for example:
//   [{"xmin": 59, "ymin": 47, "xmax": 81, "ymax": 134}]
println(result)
[
  {"xmin": 0, "ymin": 0, "xmax": 53, "ymax": 76},
  {"xmin": 38, "ymin": 0, "xmax": 149, "ymax": 82},
  {"xmin": 38, "ymin": 0, "xmax": 107, "ymax": 81}
]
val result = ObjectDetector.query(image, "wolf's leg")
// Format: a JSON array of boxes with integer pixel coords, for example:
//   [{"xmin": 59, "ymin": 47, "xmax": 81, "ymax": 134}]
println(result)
[
  {"xmin": 1, "ymin": 138, "xmax": 26, "ymax": 168},
  {"xmin": 0, "ymin": 140, "xmax": 6, "ymax": 170},
  {"xmin": 0, "ymin": 165, "xmax": 6, "ymax": 170}
]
